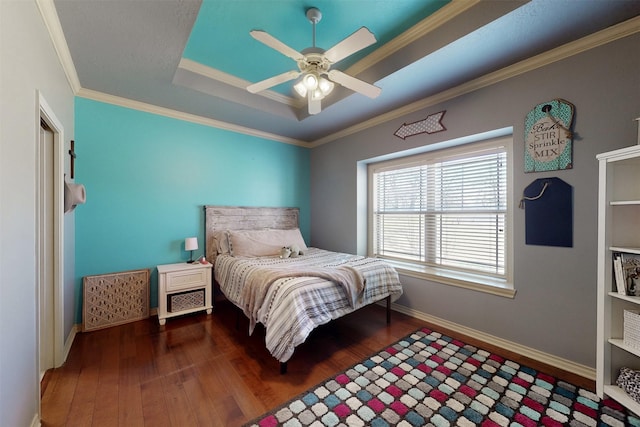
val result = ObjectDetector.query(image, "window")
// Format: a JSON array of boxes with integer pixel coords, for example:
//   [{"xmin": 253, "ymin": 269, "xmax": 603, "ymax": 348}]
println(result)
[{"xmin": 369, "ymin": 137, "xmax": 513, "ymax": 294}]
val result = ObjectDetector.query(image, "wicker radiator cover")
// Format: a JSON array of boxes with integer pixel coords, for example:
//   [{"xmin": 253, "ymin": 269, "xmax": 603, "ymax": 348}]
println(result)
[{"xmin": 83, "ymin": 269, "xmax": 150, "ymax": 331}]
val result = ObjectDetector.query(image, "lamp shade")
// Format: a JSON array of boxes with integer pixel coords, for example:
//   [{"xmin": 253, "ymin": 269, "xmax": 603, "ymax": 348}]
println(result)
[{"xmin": 185, "ymin": 237, "xmax": 198, "ymax": 251}]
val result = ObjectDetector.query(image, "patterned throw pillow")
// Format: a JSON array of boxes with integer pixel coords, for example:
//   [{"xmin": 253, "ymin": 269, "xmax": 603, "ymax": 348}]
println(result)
[{"xmin": 617, "ymin": 367, "xmax": 640, "ymax": 403}]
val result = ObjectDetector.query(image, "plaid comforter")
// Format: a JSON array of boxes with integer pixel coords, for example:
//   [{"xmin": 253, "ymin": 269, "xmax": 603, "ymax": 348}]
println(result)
[{"xmin": 214, "ymin": 247, "xmax": 403, "ymax": 363}]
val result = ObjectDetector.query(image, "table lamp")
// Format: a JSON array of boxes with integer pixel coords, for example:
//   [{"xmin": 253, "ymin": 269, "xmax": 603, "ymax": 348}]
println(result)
[{"xmin": 185, "ymin": 237, "xmax": 198, "ymax": 263}]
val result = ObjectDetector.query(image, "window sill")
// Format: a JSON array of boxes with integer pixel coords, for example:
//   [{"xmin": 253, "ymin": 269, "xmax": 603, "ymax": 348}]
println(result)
[{"xmin": 386, "ymin": 260, "xmax": 516, "ymax": 299}]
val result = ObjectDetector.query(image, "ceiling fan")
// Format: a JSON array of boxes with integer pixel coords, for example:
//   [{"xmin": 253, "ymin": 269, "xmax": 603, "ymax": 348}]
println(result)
[{"xmin": 246, "ymin": 7, "xmax": 382, "ymax": 115}]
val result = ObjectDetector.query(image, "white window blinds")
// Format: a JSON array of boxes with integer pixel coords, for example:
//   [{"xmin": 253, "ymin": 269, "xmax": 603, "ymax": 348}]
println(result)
[{"xmin": 372, "ymin": 144, "xmax": 508, "ymax": 277}]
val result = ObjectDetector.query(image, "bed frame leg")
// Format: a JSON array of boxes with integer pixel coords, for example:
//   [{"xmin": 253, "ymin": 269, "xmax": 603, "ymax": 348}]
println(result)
[
  {"xmin": 235, "ymin": 309, "xmax": 240, "ymax": 331},
  {"xmin": 386, "ymin": 295, "xmax": 391, "ymax": 325},
  {"xmin": 280, "ymin": 362, "xmax": 288, "ymax": 375}
]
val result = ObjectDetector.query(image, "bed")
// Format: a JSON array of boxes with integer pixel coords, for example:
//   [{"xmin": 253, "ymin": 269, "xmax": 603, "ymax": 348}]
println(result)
[{"xmin": 204, "ymin": 205, "xmax": 403, "ymax": 373}]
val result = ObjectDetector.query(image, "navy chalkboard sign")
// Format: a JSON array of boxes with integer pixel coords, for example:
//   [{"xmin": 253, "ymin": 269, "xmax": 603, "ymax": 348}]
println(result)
[{"xmin": 521, "ymin": 177, "xmax": 573, "ymax": 247}]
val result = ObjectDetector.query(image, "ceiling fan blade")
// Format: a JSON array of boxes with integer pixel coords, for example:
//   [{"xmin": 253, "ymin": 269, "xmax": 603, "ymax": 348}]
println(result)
[
  {"xmin": 328, "ymin": 70, "xmax": 381, "ymax": 98},
  {"xmin": 250, "ymin": 30, "xmax": 305, "ymax": 61},
  {"xmin": 308, "ymin": 95, "xmax": 321, "ymax": 115},
  {"xmin": 324, "ymin": 27, "xmax": 377, "ymax": 64},
  {"xmin": 247, "ymin": 70, "xmax": 300, "ymax": 93}
]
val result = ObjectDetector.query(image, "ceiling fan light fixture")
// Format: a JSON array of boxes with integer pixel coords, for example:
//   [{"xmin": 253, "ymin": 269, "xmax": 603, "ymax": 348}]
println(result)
[
  {"xmin": 294, "ymin": 73, "xmax": 333, "ymax": 100},
  {"xmin": 311, "ymin": 88, "xmax": 324, "ymax": 101},
  {"xmin": 302, "ymin": 73, "xmax": 319, "ymax": 90},
  {"xmin": 318, "ymin": 77, "xmax": 334, "ymax": 95},
  {"xmin": 293, "ymin": 80, "xmax": 307, "ymax": 97}
]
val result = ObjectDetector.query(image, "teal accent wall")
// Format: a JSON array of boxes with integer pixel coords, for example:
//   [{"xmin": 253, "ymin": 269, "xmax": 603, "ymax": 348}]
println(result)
[{"xmin": 74, "ymin": 98, "xmax": 310, "ymax": 323}]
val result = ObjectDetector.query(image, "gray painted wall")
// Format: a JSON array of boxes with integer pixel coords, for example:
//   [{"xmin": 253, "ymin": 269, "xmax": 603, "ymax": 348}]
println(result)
[
  {"xmin": 309, "ymin": 34, "xmax": 640, "ymax": 368},
  {"xmin": 1, "ymin": 1, "xmax": 75, "ymax": 425}
]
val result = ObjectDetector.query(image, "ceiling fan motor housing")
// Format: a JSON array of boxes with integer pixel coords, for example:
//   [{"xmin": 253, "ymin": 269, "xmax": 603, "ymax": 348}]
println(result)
[{"xmin": 298, "ymin": 49, "xmax": 331, "ymax": 75}]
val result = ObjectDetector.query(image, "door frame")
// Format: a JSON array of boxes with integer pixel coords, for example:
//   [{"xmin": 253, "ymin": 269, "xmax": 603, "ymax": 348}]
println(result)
[{"xmin": 37, "ymin": 91, "xmax": 65, "ymax": 370}]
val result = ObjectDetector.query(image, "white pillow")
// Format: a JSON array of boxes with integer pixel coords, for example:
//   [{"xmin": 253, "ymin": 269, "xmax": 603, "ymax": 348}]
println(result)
[{"xmin": 228, "ymin": 228, "xmax": 308, "ymax": 257}]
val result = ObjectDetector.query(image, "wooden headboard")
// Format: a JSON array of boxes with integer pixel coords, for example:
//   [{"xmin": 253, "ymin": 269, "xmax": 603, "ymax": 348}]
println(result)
[{"xmin": 204, "ymin": 206, "xmax": 300, "ymax": 264}]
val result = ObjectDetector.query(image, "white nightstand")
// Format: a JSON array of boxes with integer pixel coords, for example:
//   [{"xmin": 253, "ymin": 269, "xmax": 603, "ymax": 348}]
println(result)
[{"xmin": 157, "ymin": 262, "xmax": 213, "ymax": 325}]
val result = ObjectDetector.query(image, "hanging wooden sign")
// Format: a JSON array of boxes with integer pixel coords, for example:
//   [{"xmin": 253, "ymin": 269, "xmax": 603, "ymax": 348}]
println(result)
[
  {"xmin": 394, "ymin": 111, "xmax": 446, "ymax": 140},
  {"xmin": 524, "ymin": 99, "xmax": 574, "ymax": 172}
]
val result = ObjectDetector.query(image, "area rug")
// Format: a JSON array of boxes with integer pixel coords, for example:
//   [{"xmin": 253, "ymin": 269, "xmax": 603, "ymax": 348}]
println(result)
[{"xmin": 245, "ymin": 327, "xmax": 640, "ymax": 427}]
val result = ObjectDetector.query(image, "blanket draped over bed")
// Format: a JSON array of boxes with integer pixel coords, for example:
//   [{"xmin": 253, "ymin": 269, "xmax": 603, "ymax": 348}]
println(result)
[{"xmin": 215, "ymin": 247, "xmax": 403, "ymax": 363}]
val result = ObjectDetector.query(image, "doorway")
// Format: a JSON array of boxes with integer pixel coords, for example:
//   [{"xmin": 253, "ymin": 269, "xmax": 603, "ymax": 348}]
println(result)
[
  {"xmin": 37, "ymin": 92, "xmax": 65, "ymax": 384},
  {"xmin": 38, "ymin": 120, "xmax": 55, "ymax": 379}
]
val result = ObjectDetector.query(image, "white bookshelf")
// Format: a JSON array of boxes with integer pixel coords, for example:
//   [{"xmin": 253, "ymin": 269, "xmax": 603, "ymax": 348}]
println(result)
[{"xmin": 596, "ymin": 144, "xmax": 640, "ymax": 416}]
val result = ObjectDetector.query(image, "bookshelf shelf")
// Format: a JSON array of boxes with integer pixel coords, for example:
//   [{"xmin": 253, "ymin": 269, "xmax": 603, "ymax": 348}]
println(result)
[
  {"xmin": 609, "ymin": 338, "xmax": 640, "ymax": 358},
  {"xmin": 611, "ymin": 247, "xmax": 640, "ymax": 255},
  {"xmin": 603, "ymin": 385, "xmax": 640, "ymax": 416},
  {"xmin": 609, "ymin": 292, "xmax": 640, "ymax": 305},
  {"xmin": 610, "ymin": 201, "xmax": 640, "ymax": 206}
]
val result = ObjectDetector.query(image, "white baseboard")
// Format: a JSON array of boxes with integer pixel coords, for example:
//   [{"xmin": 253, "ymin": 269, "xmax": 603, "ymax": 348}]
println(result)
[
  {"xmin": 30, "ymin": 412, "xmax": 40, "ymax": 427},
  {"xmin": 62, "ymin": 324, "xmax": 78, "ymax": 365},
  {"xmin": 390, "ymin": 302, "xmax": 596, "ymax": 381}
]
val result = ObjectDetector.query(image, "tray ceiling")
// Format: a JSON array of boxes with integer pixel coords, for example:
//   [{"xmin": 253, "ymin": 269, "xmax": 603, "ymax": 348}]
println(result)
[{"xmin": 53, "ymin": 0, "xmax": 640, "ymax": 144}]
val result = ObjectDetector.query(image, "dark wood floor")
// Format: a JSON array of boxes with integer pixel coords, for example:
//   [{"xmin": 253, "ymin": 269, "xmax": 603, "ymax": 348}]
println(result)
[{"xmin": 41, "ymin": 300, "xmax": 593, "ymax": 426}]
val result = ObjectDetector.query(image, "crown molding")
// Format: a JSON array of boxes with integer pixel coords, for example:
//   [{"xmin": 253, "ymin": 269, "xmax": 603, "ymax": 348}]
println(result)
[
  {"xmin": 347, "ymin": 0, "xmax": 480, "ymax": 77},
  {"xmin": 41, "ymin": 0, "xmax": 639, "ymax": 148},
  {"xmin": 36, "ymin": 0, "xmax": 81, "ymax": 94},
  {"xmin": 309, "ymin": 15, "xmax": 640, "ymax": 148},
  {"xmin": 76, "ymin": 88, "xmax": 308, "ymax": 147},
  {"xmin": 178, "ymin": 58, "xmax": 303, "ymax": 108}
]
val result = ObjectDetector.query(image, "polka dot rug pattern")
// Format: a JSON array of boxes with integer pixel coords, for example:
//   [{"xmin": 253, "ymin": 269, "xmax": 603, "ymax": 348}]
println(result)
[{"xmin": 245, "ymin": 328, "xmax": 640, "ymax": 427}]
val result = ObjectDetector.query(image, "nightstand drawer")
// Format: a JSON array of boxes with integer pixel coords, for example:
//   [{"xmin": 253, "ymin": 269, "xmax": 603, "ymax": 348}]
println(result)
[
  {"xmin": 165, "ymin": 269, "xmax": 208, "ymax": 292},
  {"xmin": 157, "ymin": 262, "xmax": 212, "ymax": 325}
]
